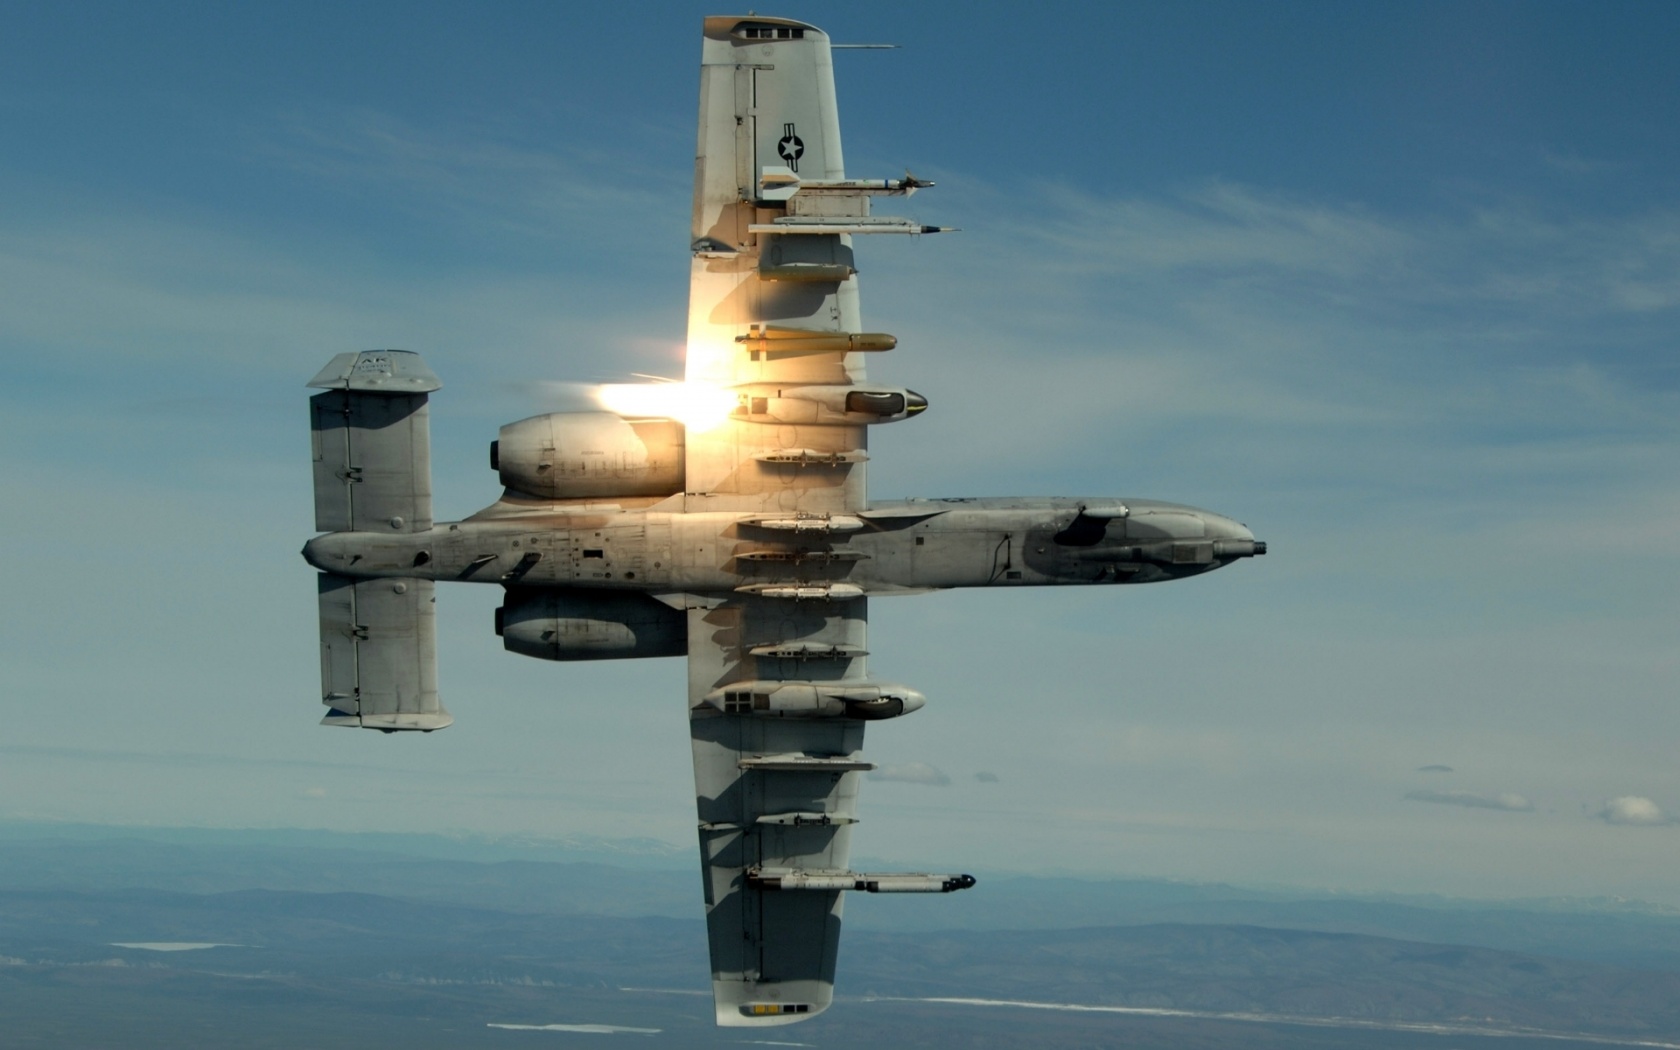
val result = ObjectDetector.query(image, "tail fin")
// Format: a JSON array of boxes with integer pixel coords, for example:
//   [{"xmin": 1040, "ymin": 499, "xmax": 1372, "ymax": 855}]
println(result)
[{"xmin": 307, "ymin": 351, "xmax": 451, "ymax": 732}]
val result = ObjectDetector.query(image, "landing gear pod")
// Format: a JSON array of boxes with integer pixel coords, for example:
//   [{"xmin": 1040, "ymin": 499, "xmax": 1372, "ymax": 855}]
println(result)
[{"xmin": 497, "ymin": 589, "xmax": 686, "ymax": 661}]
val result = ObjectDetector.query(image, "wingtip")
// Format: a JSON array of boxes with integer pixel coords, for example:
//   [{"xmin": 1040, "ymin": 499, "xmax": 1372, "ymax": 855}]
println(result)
[
  {"xmin": 713, "ymin": 979, "xmax": 831, "ymax": 1027},
  {"xmin": 714, "ymin": 1001, "xmax": 828, "ymax": 1027}
]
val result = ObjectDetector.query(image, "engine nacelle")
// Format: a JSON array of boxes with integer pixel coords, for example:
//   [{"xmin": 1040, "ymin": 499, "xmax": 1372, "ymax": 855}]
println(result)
[
  {"xmin": 496, "ymin": 589, "xmax": 686, "ymax": 661},
  {"xmin": 492, "ymin": 412, "xmax": 684, "ymax": 500}
]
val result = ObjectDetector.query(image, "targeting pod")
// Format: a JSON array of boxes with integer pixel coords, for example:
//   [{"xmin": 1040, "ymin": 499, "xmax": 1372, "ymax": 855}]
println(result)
[{"xmin": 732, "ymin": 384, "xmax": 927, "ymax": 425}]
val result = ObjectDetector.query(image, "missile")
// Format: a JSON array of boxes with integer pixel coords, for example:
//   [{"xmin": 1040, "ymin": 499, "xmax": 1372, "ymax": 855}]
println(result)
[
  {"xmin": 749, "ymin": 869, "xmax": 977, "ymax": 893},
  {"xmin": 735, "ymin": 583, "xmax": 865, "ymax": 601},
  {"xmin": 758, "ymin": 262, "xmax": 857, "ymax": 282},
  {"xmin": 744, "ymin": 514, "xmax": 866, "ymax": 533},
  {"xmin": 737, "ymin": 326, "xmax": 897, "ymax": 355}
]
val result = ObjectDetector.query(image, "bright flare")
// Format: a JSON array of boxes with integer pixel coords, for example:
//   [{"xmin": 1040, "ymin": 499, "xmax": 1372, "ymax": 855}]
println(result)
[{"xmin": 594, "ymin": 381, "xmax": 736, "ymax": 432}]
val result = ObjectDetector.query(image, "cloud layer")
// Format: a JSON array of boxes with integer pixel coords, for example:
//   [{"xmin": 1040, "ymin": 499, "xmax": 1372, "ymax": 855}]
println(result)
[
  {"xmin": 868, "ymin": 763, "xmax": 952, "ymax": 787},
  {"xmin": 1598, "ymin": 797, "xmax": 1672, "ymax": 826},
  {"xmin": 1405, "ymin": 790, "xmax": 1534, "ymax": 813}
]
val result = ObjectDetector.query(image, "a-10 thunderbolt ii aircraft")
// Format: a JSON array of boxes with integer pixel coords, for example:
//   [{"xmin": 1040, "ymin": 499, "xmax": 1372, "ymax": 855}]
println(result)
[{"xmin": 301, "ymin": 14, "xmax": 1264, "ymax": 1028}]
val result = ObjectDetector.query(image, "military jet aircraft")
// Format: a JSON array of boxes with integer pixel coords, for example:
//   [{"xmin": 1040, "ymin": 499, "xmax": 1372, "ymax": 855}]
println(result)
[{"xmin": 301, "ymin": 14, "xmax": 1264, "ymax": 1027}]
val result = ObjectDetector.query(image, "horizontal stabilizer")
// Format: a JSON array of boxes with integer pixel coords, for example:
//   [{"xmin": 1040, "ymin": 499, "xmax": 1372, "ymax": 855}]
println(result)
[
  {"xmin": 308, "ymin": 349, "xmax": 441, "ymax": 394},
  {"xmin": 309, "ymin": 350, "xmax": 438, "ymax": 534},
  {"xmin": 317, "ymin": 573, "xmax": 450, "ymax": 732}
]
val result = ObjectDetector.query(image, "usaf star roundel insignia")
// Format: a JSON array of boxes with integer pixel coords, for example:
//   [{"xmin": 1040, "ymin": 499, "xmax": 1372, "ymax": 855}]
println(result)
[{"xmin": 777, "ymin": 122, "xmax": 804, "ymax": 171}]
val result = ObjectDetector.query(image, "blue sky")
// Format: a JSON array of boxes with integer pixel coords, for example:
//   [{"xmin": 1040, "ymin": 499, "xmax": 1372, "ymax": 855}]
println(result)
[{"xmin": 3, "ymin": 1, "xmax": 1678, "ymax": 904}]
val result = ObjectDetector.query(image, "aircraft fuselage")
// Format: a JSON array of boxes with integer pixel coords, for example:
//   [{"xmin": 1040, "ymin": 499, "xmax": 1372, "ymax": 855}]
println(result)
[{"xmin": 303, "ymin": 496, "xmax": 1263, "ymax": 594}]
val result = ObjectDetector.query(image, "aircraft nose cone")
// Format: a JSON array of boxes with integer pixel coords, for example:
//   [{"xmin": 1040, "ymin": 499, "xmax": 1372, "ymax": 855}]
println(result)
[
  {"xmin": 904, "ymin": 390, "xmax": 928, "ymax": 415},
  {"xmin": 1202, "ymin": 513, "xmax": 1250, "ymax": 541}
]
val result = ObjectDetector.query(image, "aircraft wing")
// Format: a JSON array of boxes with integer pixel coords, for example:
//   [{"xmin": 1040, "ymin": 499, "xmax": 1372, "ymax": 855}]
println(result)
[
  {"xmin": 688, "ymin": 594, "xmax": 869, "ymax": 1025},
  {"xmin": 683, "ymin": 15, "xmax": 936, "ymax": 1026},
  {"xmin": 685, "ymin": 14, "xmax": 872, "ymax": 510}
]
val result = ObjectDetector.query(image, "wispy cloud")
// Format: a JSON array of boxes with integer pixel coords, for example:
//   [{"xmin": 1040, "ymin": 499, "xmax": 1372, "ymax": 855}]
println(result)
[
  {"xmin": 486, "ymin": 1023, "xmax": 659, "ymax": 1035},
  {"xmin": 252, "ymin": 105, "xmax": 685, "ymax": 249},
  {"xmin": 998, "ymin": 181, "xmax": 1680, "ymax": 322},
  {"xmin": 1026, "ymin": 180, "xmax": 1414, "ymax": 283},
  {"xmin": 1405, "ymin": 790, "xmax": 1534, "ymax": 813},
  {"xmin": 110, "ymin": 942, "xmax": 245, "ymax": 952},
  {"xmin": 867, "ymin": 175, "xmax": 1680, "ymax": 517},
  {"xmin": 868, "ymin": 763, "xmax": 952, "ymax": 787},
  {"xmin": 1598, "ymin": 796, "xmax": 1673, "ymax": 827},
  {"xmin": 1538, "ymin": 148, "xmax": 1625, "ymax": 178}
]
